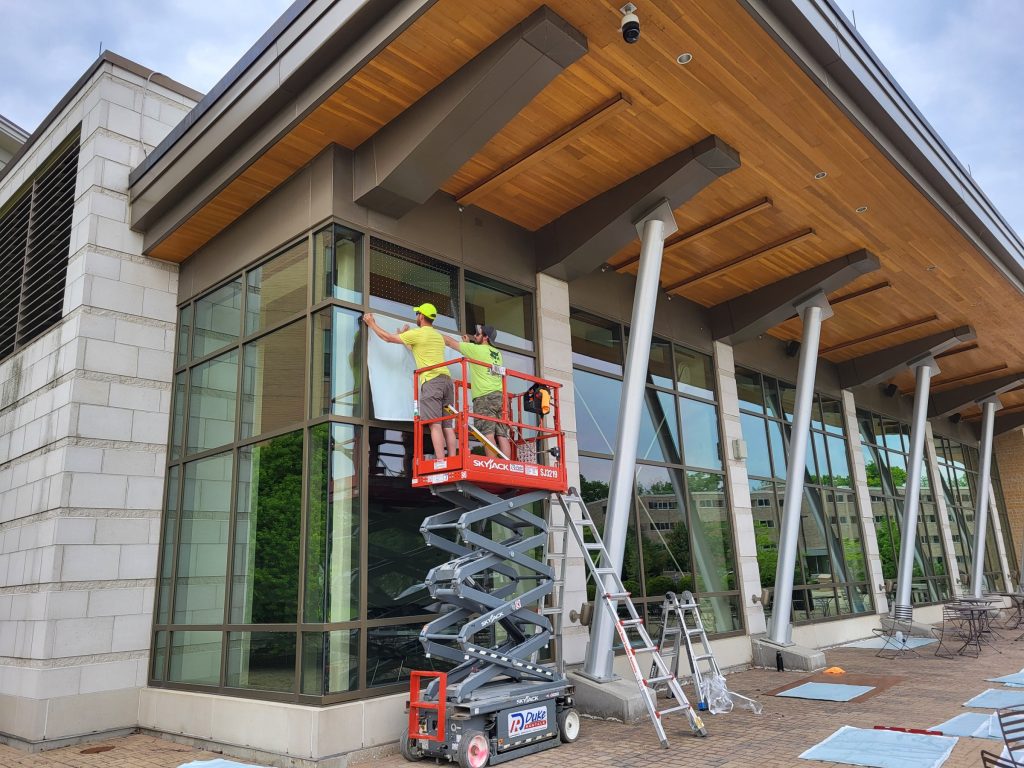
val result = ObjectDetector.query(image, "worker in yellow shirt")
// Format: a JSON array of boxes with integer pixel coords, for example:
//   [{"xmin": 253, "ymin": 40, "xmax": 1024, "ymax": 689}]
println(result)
[
  {"xmin": 444, "ymin": 324, "xmax": 511, "ymax": 458},
  {"xmin": 363, "ymin": 303, "xmax": 457, "ymax": 461}
]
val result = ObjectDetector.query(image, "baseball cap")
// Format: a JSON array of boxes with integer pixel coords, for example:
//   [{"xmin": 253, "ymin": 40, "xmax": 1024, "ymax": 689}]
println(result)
[
  {"xmin": 412, "ymin": 303, "xmax": 438, "ymax": 320},
  {"xmin": 474, "ymin": 324, "xmax": 497, "ymax": 342}
]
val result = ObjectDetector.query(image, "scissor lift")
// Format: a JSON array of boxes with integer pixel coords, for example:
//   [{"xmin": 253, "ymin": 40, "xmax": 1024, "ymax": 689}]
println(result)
[{"xmin": 400, "ymin": 359, "xmax": 579, "ymax": 768}]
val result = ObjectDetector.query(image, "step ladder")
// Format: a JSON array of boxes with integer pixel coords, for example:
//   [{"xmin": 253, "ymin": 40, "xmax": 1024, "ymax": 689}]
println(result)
[
  {"xmin": 553, "ymin": 491, "xmax": 707, "ymax": 747},
  {"xmin": 652, "ymin": 590, "xmax": 722, "ymax": 710}
]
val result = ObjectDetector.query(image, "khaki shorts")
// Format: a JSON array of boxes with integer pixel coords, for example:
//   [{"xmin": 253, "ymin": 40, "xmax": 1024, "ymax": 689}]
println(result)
[
  {"xmin": 473, "ymin": 391, "xmax": 508, "ymax": 438},
  {"xmin": 419, "ymin": 375, "xmax": 454, "ymax": 422}
]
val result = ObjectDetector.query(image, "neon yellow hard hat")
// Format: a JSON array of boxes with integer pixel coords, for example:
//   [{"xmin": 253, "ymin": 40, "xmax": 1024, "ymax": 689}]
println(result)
[{"xmin": 413, "ymin": 303, "xmax": 438, "ymax": 320}]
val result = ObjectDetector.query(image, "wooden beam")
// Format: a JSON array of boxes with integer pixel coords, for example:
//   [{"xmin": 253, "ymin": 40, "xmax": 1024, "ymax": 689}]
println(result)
[
  {"xmin": 664, "ymin": 228, "xmax": 815, "ymax": 293},
  {"xmin": 930, "ymin": 372, "xmax": 1024, "ymax": 418},
  {"xmin": 819, "ymin": 314, "xmax": 938, "ymax": 355},
  {"xmin": 935, "ymin": 342, "xmax": 979, "ymax": 360},
  {"xmin": 836, "ymin": 324, "xmax": 975, "ymax": 389},
  {"xmin": 966, "ymin": 402, "xmax": 1024, "ymax": 423},
  {"xmin": 614, "ymin": 196, "xmax": 773, "ymax": 271},
  {"xmin": 931, "ymin": 364, "xmax": 1010, "ymax": 391},
  {"xmin": 902, "ymin": 363, "xmax": 1009, "ymax": 395},
  {"xmin": 457, "ymin": 94, "xmax": 631, "ymax": 207},
  {"xmin": 829, "ymin": 281, "xmax": 892, "ymax": 306}
]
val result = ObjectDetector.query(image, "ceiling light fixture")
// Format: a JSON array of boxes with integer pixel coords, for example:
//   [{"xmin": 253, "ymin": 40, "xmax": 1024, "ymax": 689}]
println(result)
[
  {"xmin": 814, "ymin": 171, "xmax": 828, "ymax": 180},
  {"xmin": 856, "ymin": 206, "xmax": 868, "ymax": 214},
  {"xmin": 925, "ymin": 264, "xmax": 938, "ymax": 272},
  {"xmin": 676, "ymin": 53, "xmax": 693, "ymax": 65}
]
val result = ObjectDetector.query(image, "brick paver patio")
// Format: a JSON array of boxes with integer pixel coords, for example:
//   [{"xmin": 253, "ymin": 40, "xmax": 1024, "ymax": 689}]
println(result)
[{"xmin": 6, "ymin": 635, "xmax": 1024, "ymax": 768}]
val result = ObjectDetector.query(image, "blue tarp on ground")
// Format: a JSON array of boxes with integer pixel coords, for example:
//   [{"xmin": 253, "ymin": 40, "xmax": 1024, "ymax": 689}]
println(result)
[
  {"xmin": 989, "ymin": 670, "xmax": 1024, "ymax": 687},
  {"xmin": 842, "ymin": 637, "xmax": 937, "ymax": 650},
  {"xmin": 776, "ymin": 682, "xmax": 875, "ymax": 702},
  {"xmin": 800, "ymin": 726, "xmax": 957, "ymax": 768},
  {"xmin": 964, "ymin": 689, "xmax": 1024, "ymax": 709},
  {"xmin": 931, "ymin": 712, "xmax": 1001, "ymax": 739}
]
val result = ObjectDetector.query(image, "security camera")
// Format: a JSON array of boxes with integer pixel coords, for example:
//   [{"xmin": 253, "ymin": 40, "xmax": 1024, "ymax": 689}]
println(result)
[{"xmin": 620, "ymin": 4, "xmax": 640, "ymax": 44}]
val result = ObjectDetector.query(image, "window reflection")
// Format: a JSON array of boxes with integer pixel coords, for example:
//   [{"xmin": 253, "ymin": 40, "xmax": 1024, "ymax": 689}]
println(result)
[
  {"xmin": 738, "ymin": 368, "xmax": 873, "ymax": 621},
  {"xmin": 465, "ymin": 272, "xmax": 534, "ymax": 352},
  {"xmin": 193, "ymin": 280, "xmax": 242, "ymax": 358}
]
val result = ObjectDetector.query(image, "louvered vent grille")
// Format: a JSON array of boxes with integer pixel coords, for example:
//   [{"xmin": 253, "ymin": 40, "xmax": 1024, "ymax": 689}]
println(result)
[{"xmin": 0, "ymin": 133, "xmax": 79, "ymax": 362}]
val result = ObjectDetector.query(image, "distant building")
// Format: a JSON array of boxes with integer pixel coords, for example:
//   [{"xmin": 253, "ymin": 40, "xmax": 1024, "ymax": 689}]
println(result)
[{"xmin": 0, "ymin": 114, "xmax": 28, "ymax": 170}]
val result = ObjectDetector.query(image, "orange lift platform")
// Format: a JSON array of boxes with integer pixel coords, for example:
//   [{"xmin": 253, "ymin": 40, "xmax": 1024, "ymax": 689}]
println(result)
[{"xmin": 410, "ymin": 357, "xmax": 569, "ymax": 494}]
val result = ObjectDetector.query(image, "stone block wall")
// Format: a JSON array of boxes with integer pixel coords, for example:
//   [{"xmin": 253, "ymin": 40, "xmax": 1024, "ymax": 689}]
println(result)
[
  {"xmin": 996, "ymin": 428, "xmax": 1024, "ymax": 578},
  {"xmin": 0, "ymin": 58, "xmax": 196, "ymax": 746}
]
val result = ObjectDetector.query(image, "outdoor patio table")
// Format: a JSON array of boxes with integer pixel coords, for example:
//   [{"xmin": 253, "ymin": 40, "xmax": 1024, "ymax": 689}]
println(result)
[
  {"xmin": 997, "ymin": 593, "xmax": 1024, "ymax": 629},
  {"xmin": 947, "ymin": 602, "xmax": 995, "ymax": 656}
]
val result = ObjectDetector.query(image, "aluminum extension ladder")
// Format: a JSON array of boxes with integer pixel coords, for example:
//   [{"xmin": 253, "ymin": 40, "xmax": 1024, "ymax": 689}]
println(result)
[
  {"xmin": 553, "ymin": 491, "xmax": 707, "ymax": 746},
  {"xmin": 652, "ymin": 590, "xmax": 722, "ymax": 710}
]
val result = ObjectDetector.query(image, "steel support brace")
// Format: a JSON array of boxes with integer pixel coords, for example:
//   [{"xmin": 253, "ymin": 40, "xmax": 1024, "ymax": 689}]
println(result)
[
  {"xmin": 768, "ymin": 292, "xmax": 833, "ymax": 646},
  {"xmin": 893, "ymin": 358, "xmax": 938, "ymax": 613},
  {"xmin": 969, "ymin": 398, "xmax": 1000, "ymax": 598},
  {"xmin": 581, "ymin": 199, "xmax": 677, "ymax": 681}
]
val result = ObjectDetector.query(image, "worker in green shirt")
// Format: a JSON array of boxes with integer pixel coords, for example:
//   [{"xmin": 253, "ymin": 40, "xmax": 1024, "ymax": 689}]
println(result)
[
  {"xmin": 444, "ymin": 323, "xmax": 511, "ymax": 458},
  {"xmin": 363, "ymin": 303, "xmax": 457, "ymax": 461}
]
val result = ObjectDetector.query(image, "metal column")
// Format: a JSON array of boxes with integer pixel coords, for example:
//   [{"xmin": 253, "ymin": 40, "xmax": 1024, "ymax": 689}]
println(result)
[
  {"xmin": 893, "ymin": 358, "xmax": 938, "ymax": 613},
  {"xmin": 969, "ymin": 397, "xmax": 1000, "ymax": 598},
  {"xmin": 582, "ymin": 199, "xmax": 677, "ymax": 682},
  {"xmin": 768, "ymin": 292, "xmax": 832, "ymax": 646}
]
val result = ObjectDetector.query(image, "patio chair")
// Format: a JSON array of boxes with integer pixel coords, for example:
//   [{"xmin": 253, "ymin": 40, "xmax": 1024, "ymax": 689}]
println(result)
[
  {"xmin": 872, "ymin": 605, "xmax": 918, "ymax": 659},
  {"xmin": 933, "ymin": 604, "xmax": 974, "ymax": 658},
  {"xmin": 998, "ymin": 705, "xmax": 1024, "ymax": 762},
  {"xmin": 981, "ymin": 749, "xmax": 1021, "ymax": 768}
]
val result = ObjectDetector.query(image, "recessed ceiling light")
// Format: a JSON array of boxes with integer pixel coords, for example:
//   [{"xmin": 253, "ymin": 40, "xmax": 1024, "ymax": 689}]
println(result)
[
  {"xmin": 676, "ymin": 53, "xmax": 693, "ymax": 65},
  {"xmin": 925, "ymin": 264, "xmax": 938, "ymax": 272},
  {"xmin": 856, "ymin": 206, "xmax": 868, "ymax": 214},
  {"xmin": 814, "ymin": 171, "xmax": 828, "ymax": 180}
]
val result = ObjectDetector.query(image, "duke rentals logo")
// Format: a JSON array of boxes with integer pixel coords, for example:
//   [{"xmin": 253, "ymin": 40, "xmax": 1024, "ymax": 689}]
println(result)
[{"xmin": 507, "ymin": 706, "xmax": 548, "ymax": 736}]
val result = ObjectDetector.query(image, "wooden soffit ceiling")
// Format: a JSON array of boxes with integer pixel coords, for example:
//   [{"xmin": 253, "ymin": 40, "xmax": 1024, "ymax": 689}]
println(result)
[{"xmin": 152, "ymin": 0, "xmax": 1024, "ymax": 416}]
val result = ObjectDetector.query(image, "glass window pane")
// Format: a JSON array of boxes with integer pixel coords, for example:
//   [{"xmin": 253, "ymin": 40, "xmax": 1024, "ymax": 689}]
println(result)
[
  {"xmin": 231, "ymin": 432, "xmax": 303, "ymax": 624},
  {"xmin": 465, "ymin": 273, "xmax": 534, "ymax": 352},
  {"xmin": 188, "ymin": 350, "xmax": 238, "ymax": 455},
  {"xmin": 312, "ymin": 307, "xmax": 362, "ymax": 418},
  {"xmin": 226, "ymin": 632, "xmax": 296, "ymax": 692},
  {"xmin": 779, "ymin": 381, "xmax": 797, "ymax": 422},
  {"xmin": 241, "ymin": 320, "xmax": 307, "ymax": 439},
  {"xmin": 741, "ymin": 413, "xmax": 772, "ymax": 479},
  {"xmin": 314, "ymin": 224, "xmax": 362, "ymax": 305},
  {"xmin": 809, "ymin": 431, "xmax": 826, "ymax": 484},
  {"xmin": 174, "ymin": 453, "xmax": 232, "ymax": 624},
  {"xmin": 156, "ymin": 466, "xmax": 179, "ymax": 625},
  {"xmin": 764, "ymin": 377, "xmax": 783, "ymax": 420},
  {"xmin": 370, "ymin": 238, "xmax": 457, "ymax": 331},
  {"xmin": 569, "ymin": 311, "xmax": 622, "ymax": 375},
  {"xmin": 768, "ymin": 420, "xmax": 787, "ymax": 480},
  {"xmin": 638, "ymin": 388, "xmax": 679, "ymax": 463},
  {"xmin": 302, "ymin": 630, "xmax": 358, "ymax": 695},
  {"xmin": 176, "ymin": 305, "xmax": 192, "ymax": 368},
  {"xmin": 498, "ymin": 349, "xmax": 535, "ymax": 396},
  {"xmin": 674, "ymin": 345, "xmax": 714, "ymax": 400},
  {"xmin": 574, "ymin": 369, "xmax": 621, "ymax": 455},
  {"xmin": 306, "ymin": 424, "xmax": 360, "ymax": 624},
  {"xmin": 168, "ymin": 631, "xmax": 222, "ymax": 686},
  {"xmin": 151, "ymin": 631, "xmax": 168, "ymax": 682},
  {"xmin": 827, "ymin": 435, "xmax": 850, "ymax": 488},
  {"xmin": 736, "ymin": 368, "xmax": 764, "ymax": 414},
  {"xmin": 367, "ymin": 428, "xmax": 450, "ymax": 619},
  {"xmin": 635, "ymin": 465, "xmax": 691, "ymax": 596},
  {"xmin": 644, "ymin": 336, "xmax": 673, "ymax": 388},
  {"xmin": 862, "ymin": 446, "xmax": 883, "ymax": 489},
  {"xmin": 689, "ymin": 472, "xmax": 734, "ymax": 593},
  {"xmin": 698, "ymin": 595, "xmax": 741, "ymax": 634},
  {"xmin": 246, "ymin": 242, "xmax": 307, "ymax": 334},
  {"xmin": 820, "ymin": 397, "xmax": 844, "ymax": 435},
  {"xmin": 752, "ymin": 482, "xmax": 781, "ymax": 595},
  {"xmin": 193, "ymin": 279, "xmax": 242, "ymax": 358},
  {"xmin": 680, "ymin": 399, "xmax": 722, "ymax": 471},
  {"xmin": 367, "ymin": 623, "xmax": 452, "ymax": 688},
  {"xmin": 170, "ymin": 372, "xmax": 185, "ymax": 460}
]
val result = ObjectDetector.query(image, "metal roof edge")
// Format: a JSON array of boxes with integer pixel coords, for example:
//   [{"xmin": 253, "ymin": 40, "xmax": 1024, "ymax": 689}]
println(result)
[
  {"xmin": 0, "ymin": 51, "xmax": 201, "ymax": 188},
  {"xmin": 0, "ymin": 114, "xmax": 29, "ymax": 143},
  {"xmin": 741, "ymin": 0, "xmax": 1024, "ymax": 294},
  {"xmin": 129, "ymin": 0, "xmax": 317, "ymax": 185}
]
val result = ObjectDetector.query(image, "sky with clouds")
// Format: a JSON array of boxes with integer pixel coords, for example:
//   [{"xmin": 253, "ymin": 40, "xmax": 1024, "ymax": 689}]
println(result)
[{"xmin": 1, "ymin": 1, "xmax": 1021, "ymax": 235}]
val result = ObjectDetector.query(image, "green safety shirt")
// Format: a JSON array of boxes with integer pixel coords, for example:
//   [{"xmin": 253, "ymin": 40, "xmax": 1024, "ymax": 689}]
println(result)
[{"xmin": 459, "ymin": 341, "xmax": 503, "ymax": 398}]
